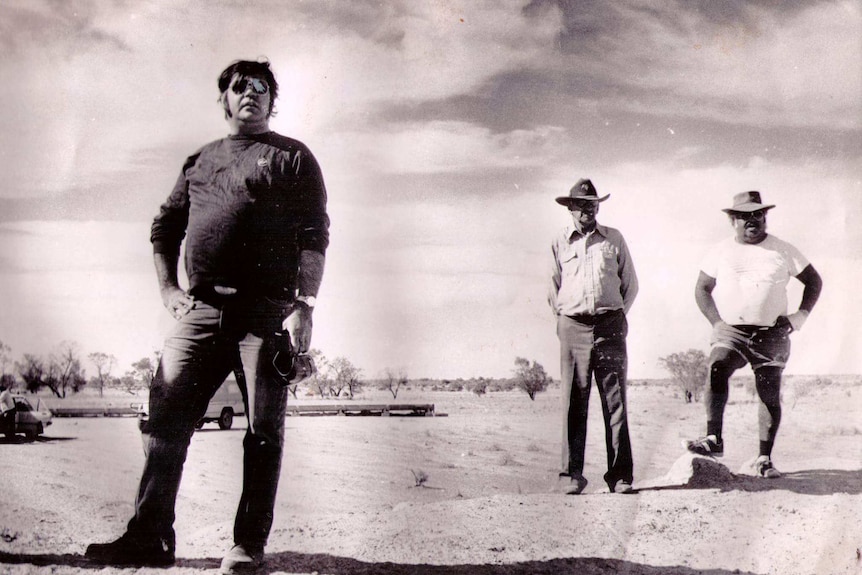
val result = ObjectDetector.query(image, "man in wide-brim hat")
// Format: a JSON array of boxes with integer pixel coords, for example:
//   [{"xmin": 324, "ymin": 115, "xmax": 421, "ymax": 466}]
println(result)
[
  {"xmin": 685, "ymin": 191, "xmax": 823, "ymax": 479},
  {"xmin": 548, "ymin": 178, "xmax": 639, "ymax": 495}
]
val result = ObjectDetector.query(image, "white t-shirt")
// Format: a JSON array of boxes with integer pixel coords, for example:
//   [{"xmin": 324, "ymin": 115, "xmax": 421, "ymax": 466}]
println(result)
[
  {"xmin": 701, "ymin": 235, "xmax": 809, "ymax": 326},
  {"xmin": 0, "ymin": 390, "xmax": 14, "ymax": 413}
]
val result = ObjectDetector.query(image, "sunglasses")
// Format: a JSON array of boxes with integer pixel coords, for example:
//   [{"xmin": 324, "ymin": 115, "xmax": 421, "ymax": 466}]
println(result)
[
  {"xmin": 231, "ymin": 77, "xmax": 269, "ymax": 95},
  {"xmin": 733, "ymin": 211, "xmax": 766, "ymax": 222},
  {"xmin": 569, "ymin": 201, "xmax": 598, "ymax": 212}
]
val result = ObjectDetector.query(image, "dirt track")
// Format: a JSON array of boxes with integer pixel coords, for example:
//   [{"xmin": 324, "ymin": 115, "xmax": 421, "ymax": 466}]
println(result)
[{"xmin": 1, "ymin": 382, "xmax": 860, "ymax": 574}]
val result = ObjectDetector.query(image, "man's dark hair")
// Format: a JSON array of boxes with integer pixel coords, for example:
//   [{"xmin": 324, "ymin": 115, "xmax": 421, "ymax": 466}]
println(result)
[{"xmin": 217, "ymin": 59, "xmax": 279, "ymax": 116}]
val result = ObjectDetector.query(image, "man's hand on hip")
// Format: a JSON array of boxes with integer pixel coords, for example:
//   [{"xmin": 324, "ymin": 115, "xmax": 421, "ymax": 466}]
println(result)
[
  {"xmin": 283, "ymin": 305, "xmax": 313, "ymax": 353},
  {"xmin": 161, "ymin": 286, "xmax": 195, "ymax": 320}
]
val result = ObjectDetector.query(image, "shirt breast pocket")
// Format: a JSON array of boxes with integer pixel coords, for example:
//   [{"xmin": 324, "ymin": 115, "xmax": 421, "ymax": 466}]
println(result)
[{"xmin": 560, "ymin": 248, "xmax": 581, "ymax": 276}]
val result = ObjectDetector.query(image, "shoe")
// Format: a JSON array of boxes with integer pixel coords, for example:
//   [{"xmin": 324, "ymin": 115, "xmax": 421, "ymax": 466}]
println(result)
[
  {"xmin": 611, "ymin": 480, "xmax": 634, "ymax": 494},
  {"xmin": 85, "ymin": 532, "xmax": 175, "ymax": 567},
  {"xmin": 755, "ymin": 455, "xmax": 781, "ymax": 478},
  {"xmin": 684, "ymin": 434, "xmax": 724, "ymax": 457},
  {"xmin": 562, "ymin": 474, "xmax": 588, "ymax": 495},
  {"xmin": 220, "ymin": 544, "xmax": 264, "ymax": 574}
]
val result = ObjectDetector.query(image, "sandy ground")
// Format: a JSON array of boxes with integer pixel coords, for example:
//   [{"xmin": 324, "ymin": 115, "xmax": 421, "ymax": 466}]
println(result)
[{"xmin": 0, "ymin": 380, "xmax": 860, "ymax": 575}]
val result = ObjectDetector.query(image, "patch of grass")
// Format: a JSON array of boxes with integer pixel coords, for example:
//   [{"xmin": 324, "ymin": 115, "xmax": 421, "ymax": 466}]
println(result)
[
  {"xmin": 410, "ymin": 469, "xmax": 429, "ymax": 487},
  {"xmin": 823, "ymin": 426, "xmax": 862, "ymax": 437},
  {"xmin": 1, "ymin": 528, "xmax": 19, "ymax": 543},
  {"xmin": 499, "ymin": 453, "xmax": 521, "ymax": 466},
  {"xmin": 526, "ymin": 441, "xmax": 544, "ymax": 453}
]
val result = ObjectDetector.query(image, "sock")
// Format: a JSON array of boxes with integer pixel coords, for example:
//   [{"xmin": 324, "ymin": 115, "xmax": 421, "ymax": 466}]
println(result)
[{"xmin": 706, "ymin": 422, "xmax": 722, "ymax": 443}]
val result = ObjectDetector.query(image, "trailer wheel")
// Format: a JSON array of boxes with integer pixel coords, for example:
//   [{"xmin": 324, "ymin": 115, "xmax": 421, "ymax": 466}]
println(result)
[
  {"xmin": 218, "ymin": 408, "xmax": 234, "ymax": 430},
  {"xmin": 25, "ymin": 424, "xmax": 42, "ymax": 440}
]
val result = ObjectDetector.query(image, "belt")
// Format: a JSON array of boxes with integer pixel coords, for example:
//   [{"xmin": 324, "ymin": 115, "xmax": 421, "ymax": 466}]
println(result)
[
  {"xmin": 190, "ymin": 285, "xmax": 297, "ymax": 309},
  {"xmin": 188, "ymin": 285, "xmax": 240, "ymax": 308},
  {"xmin": 566, "ymin": 308, "xmax": 622, "ymax": 325}
]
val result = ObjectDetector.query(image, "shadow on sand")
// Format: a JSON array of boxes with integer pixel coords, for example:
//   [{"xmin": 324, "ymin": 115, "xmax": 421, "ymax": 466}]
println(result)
[
  {"xmin": 0, "ymin": 435, "xmax": 76, "ymax": 445},
  {"xmin": 637, "ymin": 468, "xmax": 862, "ymax": 496},
  {"xmin": 0, "ymin": 550, "xmax": 759, "ymax": 574}
]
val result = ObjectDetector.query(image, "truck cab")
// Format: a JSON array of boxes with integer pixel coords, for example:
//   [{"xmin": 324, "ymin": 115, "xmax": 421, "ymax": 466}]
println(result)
[{"xmin": 196, "ymin": 376, "xmax": 245, "ymax": 430}]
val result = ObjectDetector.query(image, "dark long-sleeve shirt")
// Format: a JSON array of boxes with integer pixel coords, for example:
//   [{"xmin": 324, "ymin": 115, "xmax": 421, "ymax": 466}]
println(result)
[{"xmin": 151, "ymin": 131, "xmax": 330, "ymax": 298}]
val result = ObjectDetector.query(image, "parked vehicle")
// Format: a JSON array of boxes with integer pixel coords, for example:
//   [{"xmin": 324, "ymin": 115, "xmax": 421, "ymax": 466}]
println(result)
[
  {"xmin": 135, "ymin": 376, "xmax": 246, "ymax": 431},
  {"xmin": 4, "ymin": 396, "xmax": 53, "ymax": 440},
  {"xmin": 195, "ymin": 376, "xmax": 245, "ymax": 430}
]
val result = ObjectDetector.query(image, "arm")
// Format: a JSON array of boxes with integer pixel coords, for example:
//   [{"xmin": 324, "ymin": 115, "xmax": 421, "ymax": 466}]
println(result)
[
  {"xmin": 618, "ymin": 236, "xmax": 639, "ymax": 314},
  {"xmin": 547, "ymin": 240, "xmax": 562, "ymax": 317},
  {"xmin": 151, "ymin": 156, "xmax": 195, "ymax": 320},
  {"xmin": 154, "ymin": 252, "xmax": 195, "ymax": 320},
  {"xmin": 694, "ymin": 271, "xmax": 723, "ymax": 326},
  {"xmin": 282, "ymin": 149, "xmax": 330, "ymax": 353},
  {"xmin": 783, "ymin": 264, "xmax": 823, "ymax": 331},
  {"xmin": 283, "ymin": 250, "xmax": 325, "ymax": 354},
  {"xmin": 796, "ymin": 264, "xmax": 822, "ymax": 314}
]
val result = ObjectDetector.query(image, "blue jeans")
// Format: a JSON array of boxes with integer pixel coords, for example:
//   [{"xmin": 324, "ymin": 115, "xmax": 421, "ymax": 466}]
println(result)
[
  {"xmin": 557, "ymin": 310, "xmax": 633, "ymax": 487},
  {"xmin": 126, "ymin": 296, "xmax": 290, "ymax": 551}
]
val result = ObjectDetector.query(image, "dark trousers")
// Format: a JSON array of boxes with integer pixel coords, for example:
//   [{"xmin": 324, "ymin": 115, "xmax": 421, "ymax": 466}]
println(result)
[
  {"xmin": 1, "ymin": 408, "xmax": 15, "ymax": 434},
  {"xmin": 557, "ymin": 310, "xmax": 633, "ymax": 487},
  {"xmin": 127, "ymin": 297, "xmax": 290, "ymax": 551}
]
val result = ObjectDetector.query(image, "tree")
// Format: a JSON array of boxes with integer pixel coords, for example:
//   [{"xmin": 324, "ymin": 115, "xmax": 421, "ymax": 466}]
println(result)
[
  {"xmin": 512, "ymin": 357, "xmax": 552, "ymax": 401},
  {"xmin": 658, "ymin": 349, "xmax": 708, "ymax": 403},
  {"xmin": 17, "ymin": 354, "xmax": 46, "ymax": 394},
  {"xmin": 0, "ymin": 340, "xmax": 15, "ymax": 390},
  {"xmin": 0, "ymin": 340, "xmax": 11, "ymax": 377},
  {"xmin": 88, "ymin": 352, "xmax": 116, "ymax": 398},
  {"xmin": 380, "ymin": 367, "xmax": 408, "ymax": 399},
  {"xmin": 331, "ymin": 357, "xmax": 362, "ymax": 399},
  {"xmin": 0, "ymin": 373, "xmax": 15, "ymax": 390},
  {"xmin": 469, "ymin": 378, "xmax": 488, "ymax": 397},
  {"xmin": 119, "ymin": 356, "xmax": 157, "ymax": 394},
  {"xmin": 307, "ymin": 349, "xmax": 331, "ymax": 398},
  {"xmin": 48, "ymin": 341, "xmax": 88, "ymax": 398}
]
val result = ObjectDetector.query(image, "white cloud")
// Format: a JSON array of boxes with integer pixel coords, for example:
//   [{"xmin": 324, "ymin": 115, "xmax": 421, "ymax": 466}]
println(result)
[
  {"xmin": 322, "ymin": 122, "xmax": 572, "ymax": 177},
  {"xmin": 609, "ymin": 1, "xmax": 862, "ymax": 128}
]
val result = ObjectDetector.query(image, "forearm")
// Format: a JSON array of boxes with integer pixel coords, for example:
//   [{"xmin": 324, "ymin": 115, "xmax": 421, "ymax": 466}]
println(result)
[
  {"xmin": 695, "ymin": 289, "xmax": 722, "ymax": 325},
  {"xmin": 621, "ymin": 275, "xmax": 638, "ymax": 314},
  {"xmin": 297, "ymin": 250, "xmax": 325, "ymax": 297},
  {"xmin": 153, "ymin": 252, "xmax": 182, "ymax": 292},
  {"xmin": 797, "ymin": 266, "xmax": 823, "ymax": 314}
]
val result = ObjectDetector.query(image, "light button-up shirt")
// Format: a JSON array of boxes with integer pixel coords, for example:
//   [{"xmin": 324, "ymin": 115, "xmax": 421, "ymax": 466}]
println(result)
[{"xmin": 549, "ymin": 223, "xmax": 638, "ymax": 317}]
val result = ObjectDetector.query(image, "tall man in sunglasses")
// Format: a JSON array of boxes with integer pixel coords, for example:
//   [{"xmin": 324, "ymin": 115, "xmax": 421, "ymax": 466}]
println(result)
[
  {"xmin": 86, "ymin": 59, "xmax": 329, "ymax": 574},
  {"xmin": 685, "ymin": 192, "xmax": 821, "ymax": 479},
  {"xmin": 549, "ymin": 179, "xmax": 639, "ymax": 495}
]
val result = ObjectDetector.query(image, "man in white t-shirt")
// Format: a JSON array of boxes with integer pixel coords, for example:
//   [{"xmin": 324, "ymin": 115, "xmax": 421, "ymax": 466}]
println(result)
[{"xmin": 685, "ymin": 191, "xmax": 822, "ymax": 478}]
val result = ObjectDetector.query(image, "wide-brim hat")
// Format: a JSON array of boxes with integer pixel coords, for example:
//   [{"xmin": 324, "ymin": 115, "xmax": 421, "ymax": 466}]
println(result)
[
  {"xmin": 555, "ymin": 178, "xmax": 609, "ymax": 206},
  {"xmin": 721, "ymin": 191, "xmax": 775, "ymax": 213}
]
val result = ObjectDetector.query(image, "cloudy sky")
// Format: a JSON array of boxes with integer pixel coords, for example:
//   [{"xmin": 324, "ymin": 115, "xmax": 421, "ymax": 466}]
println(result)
[{"xmin": 0, "ymin": 0, "xmax": 859, "ymax": 381}]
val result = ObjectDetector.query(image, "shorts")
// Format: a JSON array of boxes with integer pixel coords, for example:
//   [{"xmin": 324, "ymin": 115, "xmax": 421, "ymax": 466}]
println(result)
[{"xmin": 711, "ymin": 322, "xmax": 791, "ymax": 370}]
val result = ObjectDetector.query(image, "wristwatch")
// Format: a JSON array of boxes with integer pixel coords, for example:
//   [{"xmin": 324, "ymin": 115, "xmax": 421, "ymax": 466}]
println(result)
[{"xmin": 295, "ymin": 295, "xmax": 316, "ymax": 309}]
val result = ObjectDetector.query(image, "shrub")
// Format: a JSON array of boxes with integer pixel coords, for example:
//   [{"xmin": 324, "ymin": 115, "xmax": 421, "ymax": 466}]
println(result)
[
  {"xmin": 410, "ymin": 469, "xmax": 429, "ymax": 487},
  {"xmin": 658, "ymin": 349, "xmax": 708, "ymax": 403},
  {"xmin": 512, "ymin": 357, "xmax": 551, "ymax": 401}
]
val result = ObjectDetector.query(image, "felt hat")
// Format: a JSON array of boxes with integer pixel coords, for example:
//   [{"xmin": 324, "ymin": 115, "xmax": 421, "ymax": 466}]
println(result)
[
  {"xmin": 555, "ymin": 178, "xmax": 609, "ymax": 206},
  {"xmin": 721, "ymin": 191, "xmax": 775, "ymax": 213}
]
